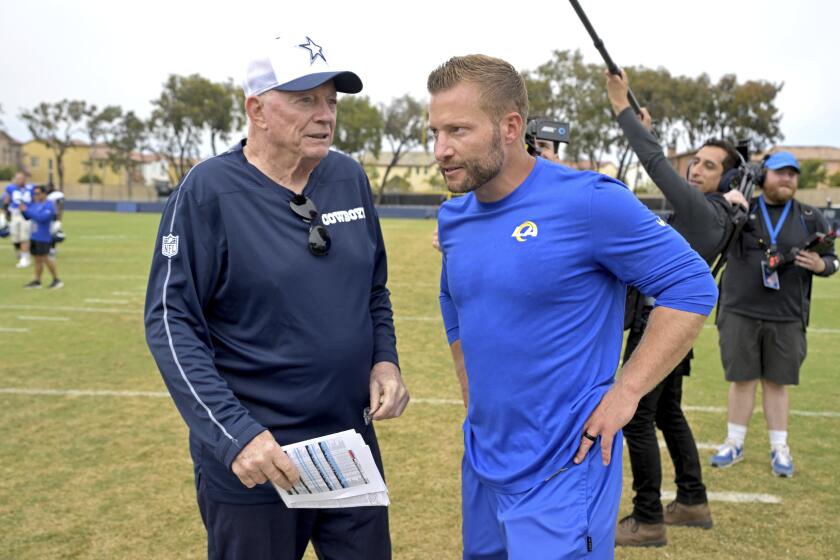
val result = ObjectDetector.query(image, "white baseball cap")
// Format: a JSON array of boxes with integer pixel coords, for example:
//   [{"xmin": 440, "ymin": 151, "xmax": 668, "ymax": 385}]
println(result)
[{"xmin": 242, "ymin": 34, "xmax": 363, "ymax": 97}]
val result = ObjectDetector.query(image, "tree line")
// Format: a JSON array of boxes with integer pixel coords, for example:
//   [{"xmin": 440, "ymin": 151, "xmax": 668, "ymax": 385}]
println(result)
[
  {"xmin": 524, "ymin": 49, "xmax": 789, "ymax": 182},
  {"xmin": 10, "ymin": 50, "xmax": 839, "ymax": 191},
  {"xmin": 17, "ymin": 75, "xmax": 243, "ymax": 188}
]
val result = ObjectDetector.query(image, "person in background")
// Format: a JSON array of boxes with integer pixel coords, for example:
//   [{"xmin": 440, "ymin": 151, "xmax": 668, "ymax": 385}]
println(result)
[
  {"xmin": 3, "ymin": 171, "xmax": 34, "ymax": 267},
  {"xmin": 711, "ymin": 152, "xmax": 837, "ymax": 478},
  {"xmin": 20, "ymin": 185, "xmax": 62, "ymax": 289}
]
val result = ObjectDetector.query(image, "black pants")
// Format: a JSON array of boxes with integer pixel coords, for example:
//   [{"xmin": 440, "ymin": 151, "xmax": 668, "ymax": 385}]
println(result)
[
  {"xmin": 197, "ymin": 475, "xmax": 391, "ymax": 560},
  {"xmin": 622, "ymin": 328, "xmax": 708, "ymax": 524}
]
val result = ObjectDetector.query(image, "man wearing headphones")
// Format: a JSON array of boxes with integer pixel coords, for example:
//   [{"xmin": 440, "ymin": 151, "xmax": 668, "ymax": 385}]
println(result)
[
  {"xmin": 606, "ymin": 71, "xmax": 746, "ymax": 547},
  {"xmin": 711, "ymin": 151, "xmax": 837, "ymax": 478}
]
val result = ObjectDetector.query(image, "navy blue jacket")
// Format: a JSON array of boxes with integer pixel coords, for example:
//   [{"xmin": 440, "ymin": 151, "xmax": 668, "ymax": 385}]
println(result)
[{"xmin": 144, "ymin": 141, "xmax": 397, "ymax": 503}]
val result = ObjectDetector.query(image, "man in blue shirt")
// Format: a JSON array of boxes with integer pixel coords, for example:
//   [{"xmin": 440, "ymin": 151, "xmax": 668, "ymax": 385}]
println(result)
[
  {"xmin": 145, "ymin": 34, "xmax": 408, "ymax": 560},
  {"xmin": 20, "ymin": 185, "xmax": 62, "ymax": 289},
  {"xmin": 3, "ymin": 171, "xmax": 35, "ymax": 268},
  {"xmin": 429, "ymin": 55, "xmax": 717, "ymax": 559}
]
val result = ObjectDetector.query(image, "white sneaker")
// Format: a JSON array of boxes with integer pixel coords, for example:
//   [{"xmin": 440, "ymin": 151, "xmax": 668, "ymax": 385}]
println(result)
[
  {"xmin": 710, "ymin": 438, "xmax": 744, "ymax": 468},
  {"xmin": 770, "ymin": 444, "xmax": 794, "ymax": 477},
  {"xmin": 16, "ymin": 256, "xmax": 31, "ymax": 268}
]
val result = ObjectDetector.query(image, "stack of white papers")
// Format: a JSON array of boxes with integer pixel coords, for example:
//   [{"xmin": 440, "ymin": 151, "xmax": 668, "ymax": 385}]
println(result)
[{"xmin": 272, "ymin": 429, "xmax": 389, "ymax": 509}]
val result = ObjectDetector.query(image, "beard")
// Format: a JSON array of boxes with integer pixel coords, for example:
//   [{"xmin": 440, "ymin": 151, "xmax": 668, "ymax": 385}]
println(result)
[{"xmin": 442, "ymin": 128, "xmax": 504, "ymax": 194}]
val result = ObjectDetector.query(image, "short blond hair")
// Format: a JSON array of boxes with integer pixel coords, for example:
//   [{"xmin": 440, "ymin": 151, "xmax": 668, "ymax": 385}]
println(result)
[{"xmin": 427, "ymin": 54, "xmax": 529, "ymax": 124}]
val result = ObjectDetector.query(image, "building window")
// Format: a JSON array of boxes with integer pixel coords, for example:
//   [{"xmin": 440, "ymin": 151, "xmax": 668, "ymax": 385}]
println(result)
[{"xmin": 30, "ymin": 156, "xmax": 39, "ymax": 168}]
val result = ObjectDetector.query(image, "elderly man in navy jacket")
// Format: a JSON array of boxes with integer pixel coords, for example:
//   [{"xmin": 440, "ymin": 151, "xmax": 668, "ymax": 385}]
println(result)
[{"xmin": 145, "ymin": 35, "xmax": 408, "ymax": 560}]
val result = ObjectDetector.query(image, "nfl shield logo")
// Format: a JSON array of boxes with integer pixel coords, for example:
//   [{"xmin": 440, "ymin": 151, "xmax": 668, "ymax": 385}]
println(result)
[{"xmin": 161, "ymin": 234, "xmax": 179, "ymax": 258}]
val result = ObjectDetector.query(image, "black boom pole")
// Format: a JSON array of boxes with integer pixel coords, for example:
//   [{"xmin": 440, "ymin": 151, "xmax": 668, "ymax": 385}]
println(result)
[{"xmin": 568, "ymin": 0, "xmax": 643, "ymax": 116}]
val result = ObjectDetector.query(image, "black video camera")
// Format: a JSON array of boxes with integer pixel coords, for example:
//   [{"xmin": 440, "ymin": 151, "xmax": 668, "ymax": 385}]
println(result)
[
  {"xmin": 767, "ymin": 230, "xmax": 838, "ymax": 272},
  {"xmin": 525, "ymin": 117, "xmax": 571, "ymax": 158}
]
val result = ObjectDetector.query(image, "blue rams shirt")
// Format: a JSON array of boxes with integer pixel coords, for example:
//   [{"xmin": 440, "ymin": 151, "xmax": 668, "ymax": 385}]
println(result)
[
  {"xmin": 438, "ymin": 157, "xmax": 717, "ymax": 493},
  {"xmin": 21, "ymin": 200, "xmax": 56, "ymax": 243},
  {"xmin": 145, "ymin": 141, "xmax": 398, "ymax": 503}
]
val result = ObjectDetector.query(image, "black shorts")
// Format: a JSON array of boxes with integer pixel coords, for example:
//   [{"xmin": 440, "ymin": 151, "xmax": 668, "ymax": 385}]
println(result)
[
  {"xmin": 717, "ymin": 312, "xmax": 806, "ymax": 385},
  {"xmin": 30, "ymin": 240, "xmax": 52, "ymax": 256}
]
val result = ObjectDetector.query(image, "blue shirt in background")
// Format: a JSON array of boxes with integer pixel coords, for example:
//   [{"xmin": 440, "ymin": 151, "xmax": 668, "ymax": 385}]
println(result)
[
  {"xmin": 5, "ymin": 184, "xmax": 34, "ymax": 210},
  {"xmin": 22, "ymin": 200, "xmax": 56, "ymax": 243}
]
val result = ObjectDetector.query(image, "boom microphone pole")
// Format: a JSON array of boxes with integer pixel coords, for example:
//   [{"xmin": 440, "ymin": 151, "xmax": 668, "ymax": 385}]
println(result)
[{"xmin": 568, "ymin": 0, "xmax": 642, "ymax": 116}]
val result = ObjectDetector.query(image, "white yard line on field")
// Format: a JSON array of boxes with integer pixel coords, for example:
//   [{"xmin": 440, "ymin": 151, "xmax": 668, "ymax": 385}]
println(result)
[
  {"xmin": 657, "ymin": 440, "xmax": 718, "ymax": 451},
  {"xmin": 661, "ymin": 490, "xmax": 781, "ymax": 504},
  {"xmin": 0, "ymin": 388, "xmax": 170, "ymax": 398},
  {"xmin": 0, "ymin": 389, "xmax": 837, "ymax": 418},
  {"xmin": 17, "ymin": 315, "xmax": 70, "ymax": 322},
  {"xmin": 0, "ymin": 327, "xmax": 31, "ymax": 333},
  {"xmin": 84, "ymin": 299, "xmax": 130, "ymax": 305},
  {"xmin": 704, "ymin": 325, "xmax": 839, "ymax": 333},
  {"xmin": 0, "ymin": 274, "xmax": 147, "ymax": 280},
  {"xmin": 77, "ymin": 235, "xmax": 134, "ymax": 240},
  {"xmin": 0, "ymin": 304, "xmax": 141, "ymax": 314}
]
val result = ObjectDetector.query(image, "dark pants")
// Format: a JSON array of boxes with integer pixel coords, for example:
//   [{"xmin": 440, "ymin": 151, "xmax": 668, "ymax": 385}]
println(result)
[
  {"xmin": 197, "ymin": 475, "xmax": 391, "ymax": 560},
  {"xmin": 622, "ymin": 328, "xmax": 708, "ymax": 524}
]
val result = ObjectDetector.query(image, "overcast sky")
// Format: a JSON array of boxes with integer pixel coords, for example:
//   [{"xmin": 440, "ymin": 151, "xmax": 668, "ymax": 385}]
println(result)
[{"xmin": 2, "ymin": 0, "xmax": 837, "ymax": 157}]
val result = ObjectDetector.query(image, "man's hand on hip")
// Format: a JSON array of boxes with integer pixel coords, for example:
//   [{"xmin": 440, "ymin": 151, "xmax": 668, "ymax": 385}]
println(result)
[
  {"xmin": 573, "ymin": 382, "xmax": 639, "ymax": 466},
  {"xmin": 369, "ymin": 361, "xmax": 409, "ymax": 420},
  {"xmin": 231, "ymin": 430, "xmax": 300, "ymax": 490},
  {"xmin": 574, "ymin": 307, "xmax": 707, "ymax": 466}
]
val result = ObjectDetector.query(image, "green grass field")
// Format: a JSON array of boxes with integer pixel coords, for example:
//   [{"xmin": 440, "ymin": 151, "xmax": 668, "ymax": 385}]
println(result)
[{"xmin": 1, "ymin": 211, "xmax": 838, "ymax": 559}]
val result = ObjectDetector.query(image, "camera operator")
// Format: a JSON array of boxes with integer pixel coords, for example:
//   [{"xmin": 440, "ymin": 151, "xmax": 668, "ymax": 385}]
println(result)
[
  {"xmin": 605, "ymin": 70, "xmax": 747, "ymax": 547},
  {"xmin": 711, "ymin": 152, "xmax": 837, "ymax": 478}
]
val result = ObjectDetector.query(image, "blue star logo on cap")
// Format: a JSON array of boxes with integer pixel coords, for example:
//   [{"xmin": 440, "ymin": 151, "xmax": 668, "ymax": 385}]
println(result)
[{"xmin": 298, "ymin": 36, "xmax": 327, "ymax": 65}]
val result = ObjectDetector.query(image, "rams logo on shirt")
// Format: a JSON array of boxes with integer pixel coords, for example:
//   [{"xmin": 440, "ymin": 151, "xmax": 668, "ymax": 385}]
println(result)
[{"xmin": 511, "ymin": 221, "xmax": 538, "ymax": 242}]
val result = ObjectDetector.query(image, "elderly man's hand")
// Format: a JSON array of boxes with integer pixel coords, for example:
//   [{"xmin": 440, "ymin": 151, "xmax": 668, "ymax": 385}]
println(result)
[
  {"xmin": 231, "ymin": 430, "xmax": 300, "ymax": 490},
  {"xmin": 369, "ymin": 361, "xmax": 409, "ymax": 420},
  {"xmin": 794, "ymin": 250, "xmax": 826, "ymax": 273}
]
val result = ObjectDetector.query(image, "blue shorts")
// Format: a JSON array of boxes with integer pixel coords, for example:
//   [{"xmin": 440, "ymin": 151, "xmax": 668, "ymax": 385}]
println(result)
[{"xmin": 462, "ymin": 433, "xmax": 623, "ymax": 560}]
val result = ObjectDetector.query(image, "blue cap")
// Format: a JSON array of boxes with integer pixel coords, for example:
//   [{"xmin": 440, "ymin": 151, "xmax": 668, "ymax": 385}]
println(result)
[{"xmin": 764, "ymin": 151, "xmax": 800, "ymax": 173}]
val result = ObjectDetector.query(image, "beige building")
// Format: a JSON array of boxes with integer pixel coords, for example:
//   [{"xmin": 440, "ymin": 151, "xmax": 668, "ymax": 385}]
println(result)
[
  {"xmin": 22, "ymin": 140, "xmax": 127, "ymax": 187},
  {"xmin": 22, "ymin": 140, "xmax": 181, "ymax": 188},
  {"xmin": 359, "ymin": 151, "xmax": 442, "ymax": 193}
]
